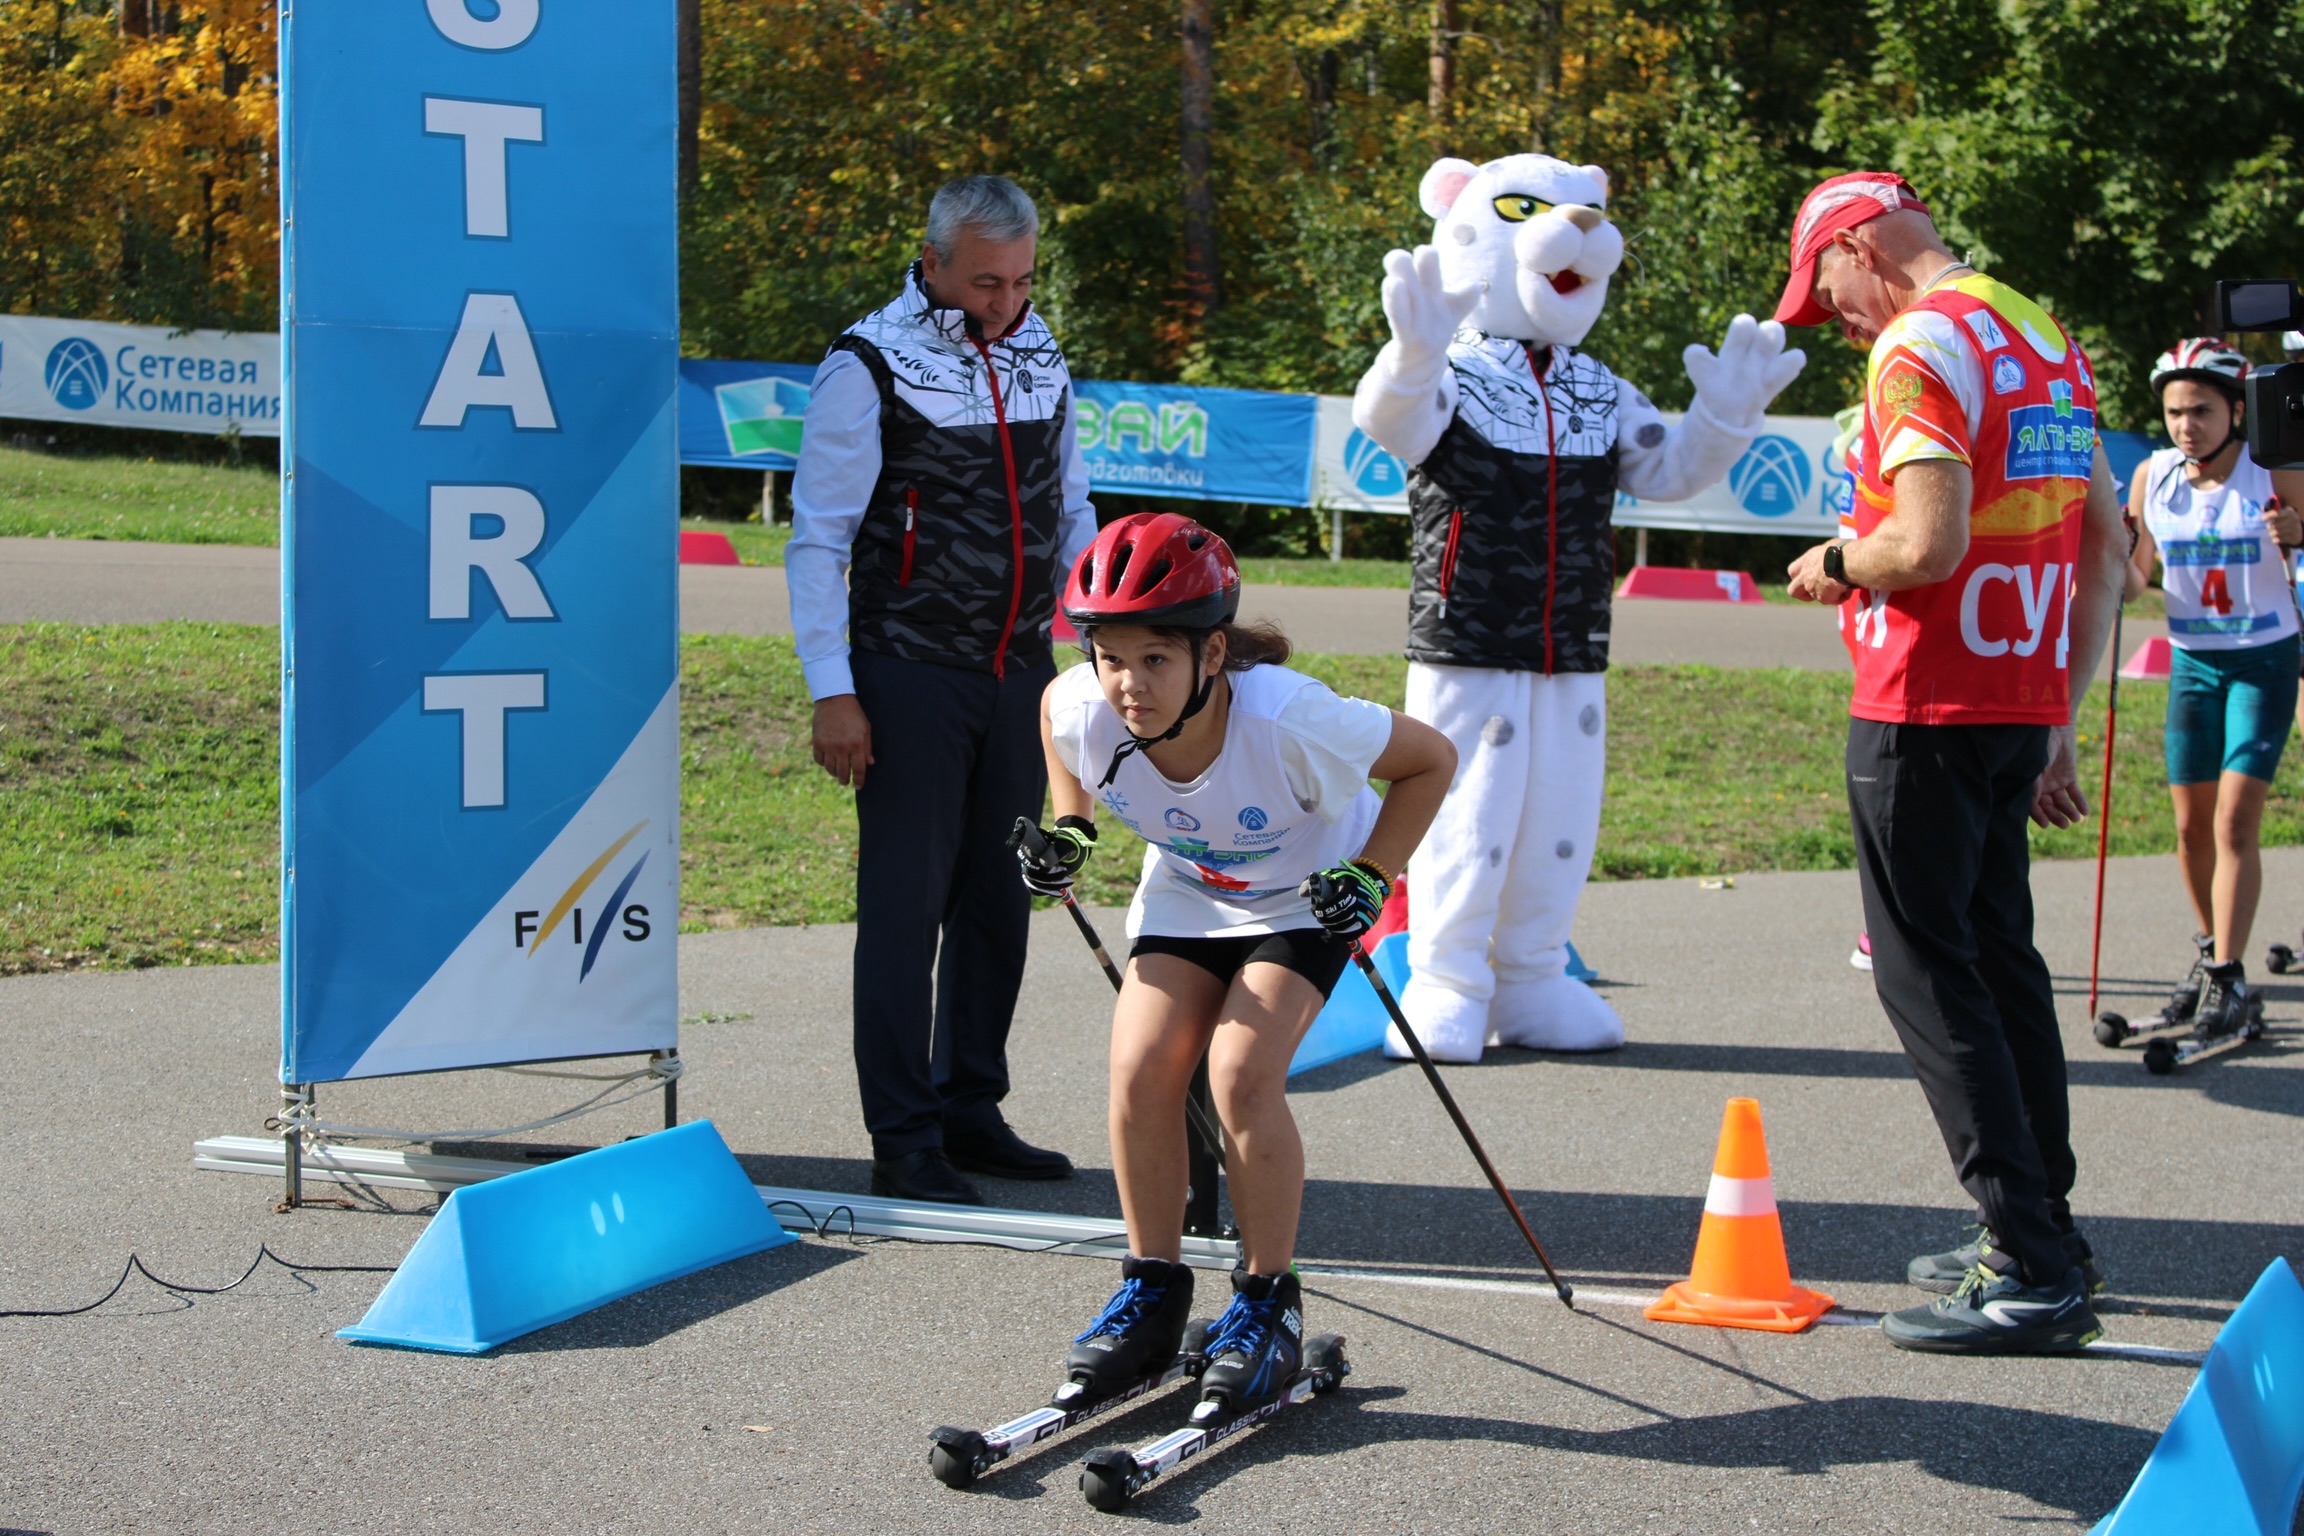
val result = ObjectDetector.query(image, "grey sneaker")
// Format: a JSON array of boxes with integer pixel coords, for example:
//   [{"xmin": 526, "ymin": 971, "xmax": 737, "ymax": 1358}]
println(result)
[
  {"xmin": 1883, "ymin": 1262, "xmax": 2102, "ymax": 1355},
  {"xmin": 1908, "ymin": 1226, "xmax": 2104, "ymax": 1297}
]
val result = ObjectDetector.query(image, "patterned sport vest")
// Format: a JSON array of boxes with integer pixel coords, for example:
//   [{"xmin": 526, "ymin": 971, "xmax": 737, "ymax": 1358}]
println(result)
[{"xmin": 830, "ymin": 263, "xmax": 1071, "ymax": 677}]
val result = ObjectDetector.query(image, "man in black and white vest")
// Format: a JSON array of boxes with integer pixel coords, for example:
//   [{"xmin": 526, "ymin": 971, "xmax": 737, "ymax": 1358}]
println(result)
[{"xmin": 789, "ymin": 175, "xmax": 1096, "ymax": 1203}]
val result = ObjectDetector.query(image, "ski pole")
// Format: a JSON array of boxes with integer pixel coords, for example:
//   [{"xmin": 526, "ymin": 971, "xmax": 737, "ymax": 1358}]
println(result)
[
  {"xmin": 1008, "ymin": 818, "xmax": 1228, "ymax": 1180},
  {"xmin": 1305, "ymin": 879, "xmax": 1573, "ymax": 1308},
  {"xmin": 2088, "ymin": 597, "xmax": 2122, "ymax": 1019}
]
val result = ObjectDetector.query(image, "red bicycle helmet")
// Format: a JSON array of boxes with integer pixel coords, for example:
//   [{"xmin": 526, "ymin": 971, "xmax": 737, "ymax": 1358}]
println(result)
[
  {"xmin": 1063, "ymin": 512, "xmax": 1241, "ymax": 632},
  {"xmin": 2150, "ymin": 338, "xmax": 2250, "ymax": 398}
]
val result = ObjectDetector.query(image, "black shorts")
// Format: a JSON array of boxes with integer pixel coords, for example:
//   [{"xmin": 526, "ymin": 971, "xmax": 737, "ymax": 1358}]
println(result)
[{"xmin": 1129, "ymin": 928, "xmax": 1352, "ymax": 1000}]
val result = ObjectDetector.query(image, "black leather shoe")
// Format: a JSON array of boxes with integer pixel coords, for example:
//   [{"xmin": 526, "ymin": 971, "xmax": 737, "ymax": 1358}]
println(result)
[
  {"xmin": 943, "ymin": 1120, "xmax": 1074, "ymax": 1181},
  {"xmin": 869, "ymin": 1148, "xmax": 985, "ymax": 1205}
]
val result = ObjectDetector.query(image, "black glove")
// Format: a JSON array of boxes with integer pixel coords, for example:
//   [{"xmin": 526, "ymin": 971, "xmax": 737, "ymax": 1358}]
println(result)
[
  {"xmin": 1013, "ymin": 815, "xmax": 1097, "ymax": 897},
  {"xmin": 1299, "ymin": 861, "xmax": 1389, "ymax": 942}
]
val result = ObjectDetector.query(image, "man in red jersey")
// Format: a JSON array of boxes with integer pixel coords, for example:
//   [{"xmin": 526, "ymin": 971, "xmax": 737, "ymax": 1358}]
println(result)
[{"xmin": 1778, "ymin": 173, "xmax": 2127, "ymax": 1354}]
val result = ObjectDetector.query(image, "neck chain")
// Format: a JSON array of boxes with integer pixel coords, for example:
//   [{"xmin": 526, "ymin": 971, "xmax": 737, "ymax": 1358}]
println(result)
[{"xmin": 1917, "ymin": 260, "xmax": 1974, "ymax": 296}]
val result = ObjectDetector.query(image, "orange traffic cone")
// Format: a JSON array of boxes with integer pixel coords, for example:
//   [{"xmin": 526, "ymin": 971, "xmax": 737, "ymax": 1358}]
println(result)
[{"xmin": 1645, "ymin": 1097, "xmax": 1834, "ymax": 1333}]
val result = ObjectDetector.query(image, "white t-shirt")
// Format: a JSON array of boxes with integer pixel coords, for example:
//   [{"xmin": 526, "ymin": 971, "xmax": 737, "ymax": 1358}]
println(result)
[
  {"xmin": 2141, "ymin": 446, "xmax": 2300, "ymax": 651},
  {"xmin": 1047, "ymin": 662, "xmax": 1394, "ymax": 938}
]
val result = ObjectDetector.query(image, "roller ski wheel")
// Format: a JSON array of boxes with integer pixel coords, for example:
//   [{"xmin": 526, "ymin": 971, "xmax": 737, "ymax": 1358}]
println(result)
[
  {"xmin": 2147, "ymin": 992, "xmax": 2266, "ymax": 1076},
  {"xmin": 2093, "ymin": 1012, "xmax": 2131, "ymax": 1048},
  {"xmin": 2267, "ymin": 943, "xmax": 2294, "ymax": 975},
  {"xmin": 1078, "ymin": 1334, "xmax": 1351, "ymax": 1513},
  {"xmin": 927, "ymin": 1313, "xmax": 1212, "ymax": 1491}
]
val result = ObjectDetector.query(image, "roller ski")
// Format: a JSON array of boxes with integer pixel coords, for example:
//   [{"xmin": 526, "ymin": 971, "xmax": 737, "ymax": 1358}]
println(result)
[
  {"xmin": 2094, "ymin": 934, "xmax": 2213, "ymax": 1047},
  {"xmin": 1078, "ymin": 1267, "xmax": 1350, "ymax": 1514},
  {"xmin": 930, "ymin": 1258, "xmax": 1208, "ymax": 1490},
  {"xmin": 2142, "ymin": 961, "xmax": 2265, "ymax": 1075}
]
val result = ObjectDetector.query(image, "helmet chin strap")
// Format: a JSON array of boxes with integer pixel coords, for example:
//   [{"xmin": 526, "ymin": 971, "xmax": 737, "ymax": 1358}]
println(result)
[
  {"xmin": 1099, "ymin": 638, "xmax": 1220, "ymax": 789},
  {"xmin": 2186, "ymin": 425, "xmax": 2242, "ymax": 468}
]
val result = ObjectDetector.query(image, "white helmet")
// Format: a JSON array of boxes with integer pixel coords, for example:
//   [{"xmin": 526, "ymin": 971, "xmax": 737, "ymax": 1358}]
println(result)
[
  {"xmin": 2283, "ymin": 330, "xmax": 2304, "ymax": 360},
  {"xmin": 2150, "ymin": 338, "xmax": 2250, "ymax": 398}
]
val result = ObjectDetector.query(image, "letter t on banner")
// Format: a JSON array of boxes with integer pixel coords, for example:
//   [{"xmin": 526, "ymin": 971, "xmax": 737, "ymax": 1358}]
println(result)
[{"xmin": 281, "ymin": 0, "xmax": 680, "ymax": 1085}]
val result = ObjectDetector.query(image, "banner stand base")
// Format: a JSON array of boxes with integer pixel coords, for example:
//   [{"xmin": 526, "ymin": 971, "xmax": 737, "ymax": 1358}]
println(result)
[{"xmin": 195, "ymin": 1134, "xmax": 1244, "ymax": 1270}]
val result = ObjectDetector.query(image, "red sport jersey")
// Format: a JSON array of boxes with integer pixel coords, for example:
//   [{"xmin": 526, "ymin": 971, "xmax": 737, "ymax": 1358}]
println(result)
[{"xmin": 1847, "ymin": 274, "xmax": 2096, "ymax": 725}]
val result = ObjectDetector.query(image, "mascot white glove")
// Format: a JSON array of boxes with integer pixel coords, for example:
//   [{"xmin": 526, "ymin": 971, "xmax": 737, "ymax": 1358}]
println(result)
[
  {"xmin": 1380, "ymin": 245, "xmax": 1482, "ymax": 387},
  {"xmin": 1682, "ymin": 314, "xmax": 1806, "ymax": 432}
]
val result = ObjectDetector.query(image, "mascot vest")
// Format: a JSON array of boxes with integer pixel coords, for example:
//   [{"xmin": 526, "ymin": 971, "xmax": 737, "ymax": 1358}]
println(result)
[
  {"xmin": 830, "ymin": 263, "xmax": 1071, "ymax": 677},
  {"xmin": 1405, "ymin": 338, "xmax": 1622, "ymax": 675},
  {"xmin": 1849, "ymin": 286, "xmax": 2094, "ymax": 725}
]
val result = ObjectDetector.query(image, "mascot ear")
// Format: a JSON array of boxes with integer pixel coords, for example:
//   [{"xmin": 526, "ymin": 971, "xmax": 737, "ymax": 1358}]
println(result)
[
  {"xmin": 1419, "ymin": 158, "xmax": 1480, "ymax": 220},
  {"xmin": 1582, "ymin": 164, "xmax": 1611, "ymax": 201}
]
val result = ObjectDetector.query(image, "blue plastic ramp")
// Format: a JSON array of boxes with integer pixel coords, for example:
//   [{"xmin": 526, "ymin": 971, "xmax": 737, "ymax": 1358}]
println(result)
[
  {"xmin": 2090, "ymin": 1256, "xmax": 2304, "ymax": 1535},
  {"xmin": 339, "ymin": 1120, "xmax": 792, "ymax": 1354},
  {"xmin": 1290, "ymin": 931, "xmax": 1410, "ymax": 1075}
]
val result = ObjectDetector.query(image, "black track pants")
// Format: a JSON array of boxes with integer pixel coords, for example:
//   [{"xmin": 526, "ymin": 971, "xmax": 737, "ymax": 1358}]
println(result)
[
  {"xmin": 850, "ymin": 649, "xmax": 1055, "ymax": 1158},
  {"xmin": 1847, "ymin": 718, "xmax": 2077, "ymax": 1286}
]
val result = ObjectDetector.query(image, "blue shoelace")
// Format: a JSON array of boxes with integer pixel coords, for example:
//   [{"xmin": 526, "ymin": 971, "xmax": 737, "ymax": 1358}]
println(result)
[
  {"xmin": 1075, "ymin": 1277, "xmax": 1158, "ymax": 1345},
  {"xmin": 1205, "ymin": 1292, "xmax": 1275, "ymax": 1360}
]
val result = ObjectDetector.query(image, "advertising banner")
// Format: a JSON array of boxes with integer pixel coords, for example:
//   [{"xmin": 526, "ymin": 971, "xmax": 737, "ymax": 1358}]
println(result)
[
  {"xmin": 1074, "ymin": 380, "xmax": 1314, "ymax": 505},
  {"xmin": 0, "ymin": 313, "xmax": 279, "ymax": 437},
  {"xmin": 281, "ymin": 0, "xmax": 680, "ymax": 1084},
  {"xmin": 676, "ymin": 358, "xmax": 815, "ymax": 471}
]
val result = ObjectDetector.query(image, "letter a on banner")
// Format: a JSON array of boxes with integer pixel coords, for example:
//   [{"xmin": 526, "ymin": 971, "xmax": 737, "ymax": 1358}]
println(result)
[{"xmin": 281, "ymin": 1, "xmax": 680, "ymax": 1083}]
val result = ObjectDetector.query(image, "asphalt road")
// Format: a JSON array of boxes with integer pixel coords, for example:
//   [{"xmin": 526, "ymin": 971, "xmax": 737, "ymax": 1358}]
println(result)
[
  {"xmin": 0, "ymin": 535, "xmax": 2170, "ymax": 674},
  {"xmin": 3, "ymin": 850, "xmax": 2296, "ymax": 1534}
]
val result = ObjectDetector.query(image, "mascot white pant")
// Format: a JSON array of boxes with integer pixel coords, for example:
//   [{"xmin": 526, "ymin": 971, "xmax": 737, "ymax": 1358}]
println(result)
[{"xmin": 1391, "ymin": 664, "xmax": 1623, "ymax": 1063}]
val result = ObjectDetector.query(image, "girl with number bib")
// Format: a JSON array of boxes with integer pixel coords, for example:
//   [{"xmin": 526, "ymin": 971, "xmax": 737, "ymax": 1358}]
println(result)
[
  {"xmin": 1015, "ymin": 512, "xmax": 1454, "ymax": 1419},
  {"xmin": 2125, "ymin": 339, "xmax": 2304, "ymax": 1039}
]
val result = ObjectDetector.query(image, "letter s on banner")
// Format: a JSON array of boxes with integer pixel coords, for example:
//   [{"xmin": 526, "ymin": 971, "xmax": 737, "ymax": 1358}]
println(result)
[
  {"xmin": 427, "ymin": 0, "xmax": 539, "ymax": 49},
  {"xmin": 1960, "ymin": 563, "xmax": 2017, "ymax": 658}
]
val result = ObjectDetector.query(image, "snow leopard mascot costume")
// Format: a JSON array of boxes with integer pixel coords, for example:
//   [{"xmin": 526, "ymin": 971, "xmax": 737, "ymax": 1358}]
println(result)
[{"xmin": 1353, "ymin": 154, "xmax": 1805, "ymax": 1061}]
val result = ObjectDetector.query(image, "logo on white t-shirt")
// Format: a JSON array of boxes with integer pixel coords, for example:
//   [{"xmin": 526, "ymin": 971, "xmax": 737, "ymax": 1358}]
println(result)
[{"xmin": 1163, "ymin": 808, "xmax": 1202, "ymax": 833}]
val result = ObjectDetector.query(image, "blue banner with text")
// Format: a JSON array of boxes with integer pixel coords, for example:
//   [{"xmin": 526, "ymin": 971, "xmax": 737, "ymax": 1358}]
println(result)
[{"xmin": 281, "ymin": 0, "xmax": 680, "ymax": 1084}]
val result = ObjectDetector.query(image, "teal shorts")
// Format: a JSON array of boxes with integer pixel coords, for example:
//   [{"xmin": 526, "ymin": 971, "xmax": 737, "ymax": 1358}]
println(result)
[{"xmin": 2165, "ymin": 633, "xmax": 2300, "ymax": 785}]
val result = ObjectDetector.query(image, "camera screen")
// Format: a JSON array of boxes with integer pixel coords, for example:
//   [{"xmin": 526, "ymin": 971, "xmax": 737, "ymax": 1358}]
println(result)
[{"xmin": 2220, "ymin": 279, "xmax": 2300, "ymax": 331}]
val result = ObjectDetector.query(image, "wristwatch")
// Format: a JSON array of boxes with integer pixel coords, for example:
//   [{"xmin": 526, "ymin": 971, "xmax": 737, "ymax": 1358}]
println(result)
[{"xmin": 1822, "ymin": 540, "xmax": 1851, "ymax": 586}]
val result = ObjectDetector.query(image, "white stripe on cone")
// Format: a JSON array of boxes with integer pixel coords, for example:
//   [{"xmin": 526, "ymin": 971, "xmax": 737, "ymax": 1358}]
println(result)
[{"xmin": 1704, "ymin": 1173, "xmax": 1778, "ymax": 1218}]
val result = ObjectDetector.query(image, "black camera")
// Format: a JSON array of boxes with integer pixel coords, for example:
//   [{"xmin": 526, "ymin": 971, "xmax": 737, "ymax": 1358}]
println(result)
[{"xmin": 2215, "ymin": 279, "xmax": 2304, "ymax": 469}]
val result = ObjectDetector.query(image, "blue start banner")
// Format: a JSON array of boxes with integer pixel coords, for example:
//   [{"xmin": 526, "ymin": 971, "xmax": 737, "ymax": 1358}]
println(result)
[{"xmin": 281, "ymin": 0, "xmax": 680, "ymax": 1085}]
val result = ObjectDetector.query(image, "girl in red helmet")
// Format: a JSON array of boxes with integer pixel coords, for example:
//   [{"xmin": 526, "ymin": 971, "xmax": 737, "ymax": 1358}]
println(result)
[
  {"xmin": 1016, "ymin": 511, "xmax": 1454, "ymax": 1420},
  {"xmin": 2123, "ymin": 339, "xmax": 2304, "ymax": 1039}
]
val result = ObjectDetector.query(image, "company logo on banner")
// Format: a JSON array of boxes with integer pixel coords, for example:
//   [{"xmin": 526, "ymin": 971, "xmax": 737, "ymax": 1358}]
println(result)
[
  {"xmin": 281, "ymin": 0, "xmax": 679, "ymax": 1084},
  {"xmin": 1343, "ymin": 428, "xmax": 1407, "ymax": 497},
  {"xmin": 44, "ymin": 337, "xmax": 107, "ymax": 409},
  {"xmin": 716, "ymin": 375, "xmax": 810, "ymax": 457},
  {"xmin": 0, "ymin": 314, "xmax": 280, "ymax": 436},
  {"xmin": 1727, "ymin": 434, "xmax": 1812, "ymax": 518}
]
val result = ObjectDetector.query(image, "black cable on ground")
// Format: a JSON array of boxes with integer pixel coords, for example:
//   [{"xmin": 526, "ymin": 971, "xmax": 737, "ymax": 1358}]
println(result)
[{"xmin": 0, "ymin": 1245, "xmax": 396, "ymax": 1319}]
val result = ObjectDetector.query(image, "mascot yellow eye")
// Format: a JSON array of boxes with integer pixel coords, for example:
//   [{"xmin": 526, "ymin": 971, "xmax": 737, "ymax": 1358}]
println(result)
[{"xmin": 1491, "ymin": 194, "xmax": 1555, "ymax": 223}]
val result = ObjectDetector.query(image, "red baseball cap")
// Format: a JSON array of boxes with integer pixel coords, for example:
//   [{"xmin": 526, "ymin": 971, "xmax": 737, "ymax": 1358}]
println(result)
[{"xmin": 1773, "ymin": 172, "xmax": 1932, "ymax": 327}]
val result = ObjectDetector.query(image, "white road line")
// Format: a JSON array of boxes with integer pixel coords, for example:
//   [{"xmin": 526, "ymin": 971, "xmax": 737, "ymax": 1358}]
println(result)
[{"xmin": 1299, "ymin": 1266, "xmax": 2209, "ymax": 1366}]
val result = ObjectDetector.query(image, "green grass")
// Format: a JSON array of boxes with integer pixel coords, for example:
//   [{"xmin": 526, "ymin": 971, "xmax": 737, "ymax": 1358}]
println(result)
[
  {"xmin": 0, "ymin": 443, "xmax": 279, "ymax": 545},
  {"xmin": 1236, "ymin": 557, "xmax": 1409, "ymax": 587},
  {"xmin": 10, "ymin": 625, "xmax": 2285, "ymax": 973}
]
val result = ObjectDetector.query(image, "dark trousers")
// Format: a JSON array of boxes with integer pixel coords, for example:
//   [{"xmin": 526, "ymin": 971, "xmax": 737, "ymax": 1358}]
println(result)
[
  {"xmin": 851, "ymin": 648, "xmax": 1055, "ymax": 1158},
  {"xmin": 1847, "ymin": 718, "xmax": 2078, "ymax": 1286}
]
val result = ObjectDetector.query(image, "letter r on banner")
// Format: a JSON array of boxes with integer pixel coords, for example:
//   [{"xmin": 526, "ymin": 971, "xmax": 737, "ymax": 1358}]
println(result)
[
  {"xmin": 430, "ymin": 485, "xmax": 556, "ymax": 620},
  {"xmin": 424, "ymin": 672, "xmax": 547, "ymax": 808}
]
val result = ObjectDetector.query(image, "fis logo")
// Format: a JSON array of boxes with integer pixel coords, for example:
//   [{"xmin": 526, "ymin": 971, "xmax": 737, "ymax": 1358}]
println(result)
[
  {"xmin": 1962, "ymin": 310, "xmax": 2009, "ymax": 351},
  {"xmin": 510, "ymin": 821, "xmax": 654, "ymax": 980}
]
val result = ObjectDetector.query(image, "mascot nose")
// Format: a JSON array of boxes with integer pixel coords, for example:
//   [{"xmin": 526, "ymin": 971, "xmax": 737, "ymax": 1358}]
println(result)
[{"xmin": 1561, "ymin": 204, "xmax": 1603, "ymax": 232}]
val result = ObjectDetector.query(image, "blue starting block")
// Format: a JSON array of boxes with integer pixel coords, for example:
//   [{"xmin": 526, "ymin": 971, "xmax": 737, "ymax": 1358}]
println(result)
[
  {"xmin": 339, "ymin": 1119, "xmax": 792, "ymax": 1354},
  {"xmin": 2091, "ymin": 1256, "xmax": 2304, "ymax": 1535},
  {"xmin": 1290, "ymin": 931, "xmax": 1410, "ymax": 1075}
]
